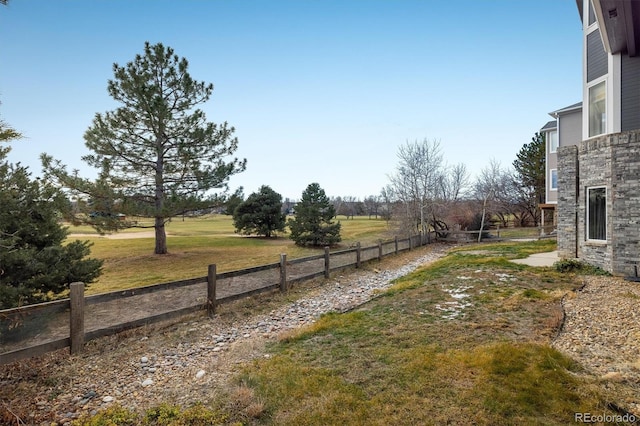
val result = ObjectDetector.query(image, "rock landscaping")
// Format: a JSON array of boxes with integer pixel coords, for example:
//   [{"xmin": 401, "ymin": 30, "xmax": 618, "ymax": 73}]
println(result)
[
  {"xmin": 2, "ymin": 244, "xmax": 639, "ymax": 424},
  {"xmin": 552, "ymin": 275, "xmax": 640, "ymax": 415},
  {"xmin": 1, "ymin": 245, "xmax": 450, "ymax": 425}
]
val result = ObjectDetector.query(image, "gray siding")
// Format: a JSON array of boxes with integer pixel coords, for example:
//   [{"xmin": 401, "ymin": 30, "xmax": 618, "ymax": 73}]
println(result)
[
  {"xmin": 547, "ymin": 149, "xmax": 558, "ymax": 171},
  {"xmin": 546, "ymin": 129, "xmax": 558, "ymax": 204},
  {"xmin": 588, "ymin": 1, "xmax": 595, "ymax": 26},
  {"xmin": 558, "ymin": 109, "xmax": 582, "ymax": 147},
  {"xmin": 587, "ymin": 29, "xmax": 607, "ymax": 82},
  {"xmin": 621, "ymin": 54, "xmax": 640, "ymax": 132}
]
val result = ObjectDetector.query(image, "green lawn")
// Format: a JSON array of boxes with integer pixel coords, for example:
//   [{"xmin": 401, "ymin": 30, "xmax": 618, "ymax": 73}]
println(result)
[{"xmin": 65, "ymin": 215, "xmax": 393, "ymax": 293}]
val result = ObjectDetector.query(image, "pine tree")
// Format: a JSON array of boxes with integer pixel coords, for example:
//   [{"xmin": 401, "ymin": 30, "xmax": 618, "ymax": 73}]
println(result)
[
  {"xmin": 513, "ymin": 132, "xmax": 546, "ymax": 205},
  {"xmin": 233, "ymin": 185, "xmax": 285, "ymax": 237},
  {"xmin": 1, "ymin": 121, "xmax": 103, "ymax": 309},
  {"xmin": 512, "ymin": 132, "xmax": 546, "ymax": 225},
  {"xmin": 42, "ymin": 42, "xmax": 246, "ymax": 254},
  {"xmin": 224, "ymin": 187, "xmax": 245, "ymax": 215},
  {"xmin": 288, "ymin": 183, "xmax": 341, "ymax": 246}
]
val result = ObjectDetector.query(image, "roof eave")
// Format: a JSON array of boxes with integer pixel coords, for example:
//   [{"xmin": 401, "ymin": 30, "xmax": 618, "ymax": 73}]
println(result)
[
  {"xmin": 592, "ymin": 0, "xmax": 640, "ymax": 56},
  {"xmin": 548, "ymin": 102, "xmax": 583, "ymax": 119}
]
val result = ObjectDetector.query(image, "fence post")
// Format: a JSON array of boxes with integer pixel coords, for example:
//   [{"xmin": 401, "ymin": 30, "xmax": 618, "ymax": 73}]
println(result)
[
  {"xmin": 280, "ymin": 254, "xmax": 288, "ymax": 292},
  {"xmin": 394, "ymin": 236, "xmax": 398, "ymax": 255},
  {"xmin": 378, "ymin": 240, "xmax": 383, "ymax": 261},
  {"xmin": 324, "ymin": 246, "xmax": 330, "ymax": 279},
  {"xmin": 497, "ymin": 224, "xmax": 501, "ymax": 238},
  {"xmin": 207, "ymin": 264, "xmax": 217, "ymax": 317},
  {"xmin": 356, "ymin": 242, "xmax": 361, "ymax": 268},
  {"xmin": 70, "ymin": 282, "xmax": 85, "ymax": 355}
]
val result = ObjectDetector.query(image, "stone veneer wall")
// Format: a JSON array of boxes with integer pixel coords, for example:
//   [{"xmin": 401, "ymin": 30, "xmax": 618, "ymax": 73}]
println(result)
[
  {"xmin": 576, "ymin": 136, "xmax": 613, "ymax": 272},
  {"xmin": 557, "ymin": 145, "xmax": 578, "ymax": 260},
  {"xmin": 558, "ymin": 131, "xmax": 640, "ymax": 275},
  {"xmin": 609, "ymin": 132, "xmax": 640, "ymax": 275}
]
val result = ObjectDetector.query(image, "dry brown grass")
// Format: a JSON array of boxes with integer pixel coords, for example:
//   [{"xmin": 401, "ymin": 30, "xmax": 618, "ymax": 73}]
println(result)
[
  {"xmin": 6, "ymin": 240, "xmax": 632, "ymax": 425},
  {"xmin": 67, "ymin": 215, "xmax": 393, "ymax": 293}
]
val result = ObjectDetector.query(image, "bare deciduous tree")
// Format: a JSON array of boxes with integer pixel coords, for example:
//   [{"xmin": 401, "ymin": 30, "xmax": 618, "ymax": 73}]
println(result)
[
  {"xmin": 475, "ymin": 161, "xmax": 498, "ymax": 241},
  {"xmin": 363, "ymin": 195, "xmax": 381, "ymax": 219},
  {"xmin": 386, "ymin": 139, "xmax": 469, "ymax": 237}
]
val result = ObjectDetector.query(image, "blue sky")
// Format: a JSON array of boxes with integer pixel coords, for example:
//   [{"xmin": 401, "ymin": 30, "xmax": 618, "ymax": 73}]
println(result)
[{"xmin": 0, "ymin": 0, "xmax": 583, "ymax": 201}]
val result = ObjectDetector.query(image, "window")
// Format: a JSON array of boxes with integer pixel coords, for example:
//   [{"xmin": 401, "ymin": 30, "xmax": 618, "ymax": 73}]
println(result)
[
  {"xmin": 550, "ymin": 169, "xmax": 558, "ymax": 191},
  {"xmin": 589, "ymin": 81, "xmax": 606, "ymax": 137},
  {"xmin": 587, "ymin": 187, "xmax": 606, "ymax": 241},
  {"xmin": 549, "ymin": 130, "xmax": 558, "ymax": 153},
  {"xmin": 588, "ymin": 1, "xmax": 596, "ymax": 26}
]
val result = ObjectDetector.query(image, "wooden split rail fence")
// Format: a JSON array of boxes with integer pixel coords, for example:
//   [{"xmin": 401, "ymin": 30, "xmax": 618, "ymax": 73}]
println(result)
[{"xmin": 0, "ymin": 233, "xmax": 433, "ymax": 365}]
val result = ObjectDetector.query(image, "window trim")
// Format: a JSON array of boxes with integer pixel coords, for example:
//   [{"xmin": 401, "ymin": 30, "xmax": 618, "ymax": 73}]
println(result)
[
  {"xmin": 549, "ymin": 130, "xmax": 558, "ymax": 153},
  {"xmin": 549, "ymin": 169, "xmax": 558, "ymax": 191},
  {"xmin": 588, "ymin": 79, "xmax": 607, "ymax": 138},
  {"xmin": 586, "ymin": 186, "xmax": 607, "ymax": 242},
  {"xmin": 587, "ymin": 0, "xmax": 597, "ymax": 28},
  {"xmin": 587, "ymin": 76, "xmax": 608, "ymax": 138}
]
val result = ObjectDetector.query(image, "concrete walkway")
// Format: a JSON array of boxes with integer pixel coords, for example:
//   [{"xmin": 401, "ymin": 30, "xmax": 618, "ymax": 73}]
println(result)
[{"xmin": 511, "ymin": 250, "xmax": 558, "ymax": 267}]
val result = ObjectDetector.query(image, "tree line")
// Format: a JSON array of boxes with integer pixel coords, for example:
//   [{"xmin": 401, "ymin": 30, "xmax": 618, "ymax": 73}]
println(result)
[
  {"xmin": 230, "ymin": 183, "xmax": 341, "ymax": 247},
  {"xmin": 226, "ymin": 135, "xmax": 544, "ymax": 240},
  {"xmin": 0, "ymin": 41, "xmax": 545, "ymax": 309},
  {"xmin": 381, "ymin": 136, "xmax": 544, "ymax": 238}
]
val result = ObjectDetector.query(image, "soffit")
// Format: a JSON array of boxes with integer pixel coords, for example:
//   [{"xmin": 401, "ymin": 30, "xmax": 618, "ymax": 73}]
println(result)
[{"xmin": 595, "ymin": 0, "xmax": 640, "ymax": 56}]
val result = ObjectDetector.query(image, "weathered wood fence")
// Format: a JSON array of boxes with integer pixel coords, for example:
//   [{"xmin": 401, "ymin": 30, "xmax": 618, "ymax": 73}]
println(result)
[{"xmin": 0, "ymin": 233, "xmax": 433, "ymax": 365}]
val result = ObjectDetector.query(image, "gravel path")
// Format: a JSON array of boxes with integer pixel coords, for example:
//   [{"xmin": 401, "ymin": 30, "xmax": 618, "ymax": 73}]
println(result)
[
  {"xmin": 25, "ymin": 245, "xmax": 450, "ymax": 425},
  {"xmin": 9, "ymin": 245, "xmax": 640, "ymax": 424}
]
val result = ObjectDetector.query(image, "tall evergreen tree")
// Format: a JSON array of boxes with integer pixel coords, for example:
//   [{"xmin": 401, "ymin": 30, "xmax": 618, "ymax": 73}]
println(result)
[
  {"xmin": 224, "ymin": 187, "xmax": 245, "ymax": 215},
  {"xmin": 42, "ymin": 42, "xmax": 246, "ymax": 254},
  {"xmin": 512, "ymin": 132, "xmax": 546, "ymax": 225},
  {"xmin": 288, "ymin": 183, "xmax": 341, "ymax": 247},
  {"xmin": 0, "ymin": 120, "xmax": 102, "ymax": 309},
  {"xmin": 233, "ymin": 185, "xmax": 285, "ymax": 237},
  {"xmin": 513, "ymin": 132, "xmax": 546, "ymax": 204}
]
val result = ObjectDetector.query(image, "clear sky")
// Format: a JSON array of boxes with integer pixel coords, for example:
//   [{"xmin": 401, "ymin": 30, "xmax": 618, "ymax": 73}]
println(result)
[{"xmin": 0, "ymin": 0, "xmax": 583, "ymax": 201}]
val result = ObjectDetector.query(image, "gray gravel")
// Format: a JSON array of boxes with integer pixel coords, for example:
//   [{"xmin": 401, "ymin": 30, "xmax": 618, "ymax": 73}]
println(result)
[
  {"xmin": 552, "ymin": 275, "xmax": 640, "ymax": 415},
  {"xmin": 45, "ymin": 245, "xmax": 450, "ymax": 424},
  {"xmin": 27, "ymin": 246, "xmax": 640, "ymax": 424}
]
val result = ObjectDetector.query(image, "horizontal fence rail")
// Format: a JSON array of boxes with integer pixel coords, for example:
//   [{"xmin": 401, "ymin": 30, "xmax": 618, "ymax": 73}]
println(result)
[{"xmin": 1, "ymin": 233, "xmax": 437, "ymax": 364}]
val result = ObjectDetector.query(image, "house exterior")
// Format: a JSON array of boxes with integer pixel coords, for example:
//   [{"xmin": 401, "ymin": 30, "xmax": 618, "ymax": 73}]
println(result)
[
  {"xmin": 539, "ymin": 102, "xmax": 583, "ymax": 234},
  {"xmin": 539, "ymin": 119, "xmax": 557, "ymax": 233},
  {"xmin": 557, "ymin": 0, "xmax": 640, "ymax": 275}
]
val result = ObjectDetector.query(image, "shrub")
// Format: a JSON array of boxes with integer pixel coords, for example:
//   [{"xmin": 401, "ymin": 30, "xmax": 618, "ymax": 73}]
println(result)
[{"xmin": 553, "ymin": 259, "xmax": 609, "ymax": 275}]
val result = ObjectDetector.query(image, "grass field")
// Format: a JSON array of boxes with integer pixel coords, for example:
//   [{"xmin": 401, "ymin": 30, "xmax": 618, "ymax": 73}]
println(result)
[
  {"xmin": 232, "ymin": 240, "xmax": 621, "ymax": 424},
  {"xmin": 70, "ymin": 240, "xmax": 630, "ymax": 425},
  {"xmin": 65, "ymin": 215, "xmax": 394, "ymax": 294}
]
